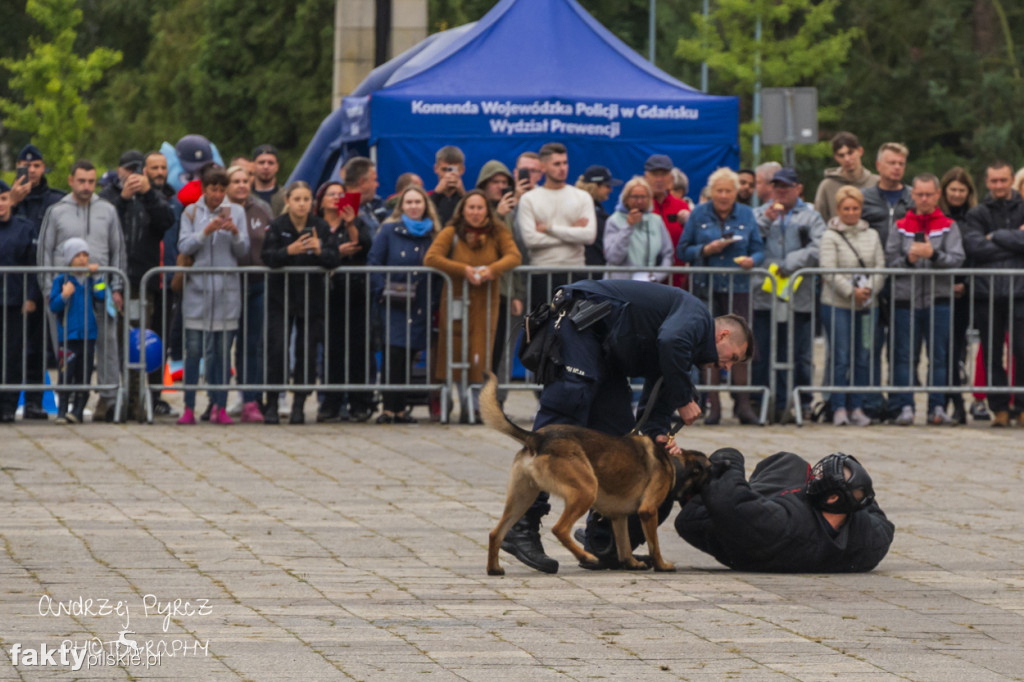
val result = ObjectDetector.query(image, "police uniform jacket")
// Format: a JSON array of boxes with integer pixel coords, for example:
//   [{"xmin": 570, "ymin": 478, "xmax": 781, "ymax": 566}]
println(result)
[
  {"xmin": 0, "ymin": 213, "xmax": 40, "ymax": 306},
  {"xmin": 562, "ymin": 279, "xmax": 717, "ymax": 436}
]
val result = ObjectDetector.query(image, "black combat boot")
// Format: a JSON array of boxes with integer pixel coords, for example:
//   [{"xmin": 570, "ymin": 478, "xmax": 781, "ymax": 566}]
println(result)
[{"xmin": 501, "ymin": 514, "xmax": 558, "ymax": 574}]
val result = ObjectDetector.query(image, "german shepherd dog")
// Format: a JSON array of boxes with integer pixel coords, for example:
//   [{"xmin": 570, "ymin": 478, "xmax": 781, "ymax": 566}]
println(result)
[{"xmin": 480, "ymin": 373, "xmax": 709, "ymax": 575}]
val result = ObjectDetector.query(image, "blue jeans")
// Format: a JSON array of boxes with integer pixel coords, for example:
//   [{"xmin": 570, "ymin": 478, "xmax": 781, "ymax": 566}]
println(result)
[
  {"xmin": 184, "ymin": 329, "xmax": 236, "ymax": 410},
  {"xmin": 753, "ymin": 309, "xmax": 812, "ymax": 411},
  {"xmin": 892, "ymin": 304, "xmax": 950, "ymax": 411},
  {"xmin": 821, "ymin": 305, "xmax": 874, "ymax": 411}
]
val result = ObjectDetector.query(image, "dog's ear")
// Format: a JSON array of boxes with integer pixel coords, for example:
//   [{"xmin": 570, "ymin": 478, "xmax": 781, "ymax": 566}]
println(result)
[{"xmin": 672, "ymin": 449, "xmax": 711, "ymax": 501}]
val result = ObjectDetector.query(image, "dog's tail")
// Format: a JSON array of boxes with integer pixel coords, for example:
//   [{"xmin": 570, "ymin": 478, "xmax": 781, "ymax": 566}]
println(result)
[{"xmin": 480, "ymin": 372, "xmax": 538, "ymax": 449}]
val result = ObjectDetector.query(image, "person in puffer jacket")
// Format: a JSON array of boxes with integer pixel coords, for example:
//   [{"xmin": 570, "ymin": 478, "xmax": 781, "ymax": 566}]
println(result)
[
  {"xmin": 885, "ymin": 174, "xmax": 965, "ymax": 426},
  {"xmin": 819, "ymin": 187, "xmax": 885, "ymax": 427}
]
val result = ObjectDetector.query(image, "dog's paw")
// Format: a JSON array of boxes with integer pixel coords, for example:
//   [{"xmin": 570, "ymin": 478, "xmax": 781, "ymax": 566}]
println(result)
[
  {"xmin": 487, "ymin": 566, "xmax": 505, "ymax": 576},
  {"xmin": 577, "ymin": 556, "xmax": 606, "ymax": 571},
  {"xmin": 653, "ymin": 561, "xmax": 677, "ymax": 573},
  {"xmin": 623, "ymin": 556, "xmax": 653, "ymax": 571}
]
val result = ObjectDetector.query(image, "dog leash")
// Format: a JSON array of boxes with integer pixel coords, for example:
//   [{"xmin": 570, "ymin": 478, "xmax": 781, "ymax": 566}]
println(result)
[{"xmin": 629, "ymin": 377, "xmax": 664, "ymax": 436}]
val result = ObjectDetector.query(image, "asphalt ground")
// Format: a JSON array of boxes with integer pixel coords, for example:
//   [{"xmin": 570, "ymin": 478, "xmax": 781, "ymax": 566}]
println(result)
[{"xmin": 1, "ymin": 389, "xmax": 1022, "ymax": 680}]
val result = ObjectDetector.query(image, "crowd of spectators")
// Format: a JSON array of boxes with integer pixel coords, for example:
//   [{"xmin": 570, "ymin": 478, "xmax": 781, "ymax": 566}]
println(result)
[{"xmin": 1, "ymin": 130, "xmax": 1023, "ymax": 428}]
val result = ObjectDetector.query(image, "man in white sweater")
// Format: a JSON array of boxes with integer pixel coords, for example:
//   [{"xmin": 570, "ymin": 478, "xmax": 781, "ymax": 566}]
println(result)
[{"xmin": 516, "ymin": 142, "xmax": 597, "ymax": 307}]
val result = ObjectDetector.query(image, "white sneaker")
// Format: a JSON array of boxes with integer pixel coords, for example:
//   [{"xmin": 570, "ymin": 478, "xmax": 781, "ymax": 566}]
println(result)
[
  {"xmin": 929, "ymin": 406, "xmax": 955, "ymax": 425},
  {"xmin": 895, "ymin": 405, "xmax": 915, "ymax": 426},
  {"xmin": 277, "ymin": 392, "xmax": 290, "ymax": 417},
  {"xmin": 849, "ymin": 408, "xmax": 871, "ymax": 427},
  {"xmin": 832, "ymin": 407, "xmax": 849, "ymax": 426},
  {"xmin": 226, "ymin": 397, "xmax": 244, "ymax": 417}
]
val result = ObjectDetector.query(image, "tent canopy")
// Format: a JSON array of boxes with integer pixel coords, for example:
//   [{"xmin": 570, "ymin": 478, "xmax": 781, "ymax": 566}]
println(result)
[{"xmin": 290, "ymin": 0, "xmax": 738, "ymax": 201}]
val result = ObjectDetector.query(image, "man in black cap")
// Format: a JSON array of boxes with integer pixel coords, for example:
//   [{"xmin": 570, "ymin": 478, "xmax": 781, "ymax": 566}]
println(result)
[
  {"xmin": 576, "ymin": 165, "xmax": 621, "ymax": 266},
  {"xmin": 644, "ymin": 154, "xmax": 691, "ymax": 288},
  {"xmin": 251, "ymin": 144, "xmax": 281, "ymax": 211},
  {"xmin": 10, "ymin": 144, "xmax": 66, "ymax": 419},
  {"xmin": 675, "ymin": 450, "xmax": 893, "ymax": 572},
  {"xmin": 100, "ymin": 150, "xmax": 176, "ymax": 420}
]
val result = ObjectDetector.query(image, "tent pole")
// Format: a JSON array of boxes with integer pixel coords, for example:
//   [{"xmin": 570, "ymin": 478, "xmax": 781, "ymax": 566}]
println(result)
[
  {"xmin": 648, "ymin": 0, "xmax": 656, "ymax": 63},
  {"xmin": 700, "ymin": 0, "xmax": 709, "ymax": 92},
  {"xmin": 752, "ymin": 13, "xmax": 762, "ymax": 193}
]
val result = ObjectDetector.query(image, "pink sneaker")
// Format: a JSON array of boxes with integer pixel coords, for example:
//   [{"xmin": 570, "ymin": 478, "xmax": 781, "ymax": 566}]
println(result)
[
  {"xmin": 177, "ymin": 407, "xmax": 196, "ymax": 425},
  {"xmin": 210, "ymin": 405, "xmax": 234, "ymax": 425},
  {"xmin": 240, "ymin": 401, "xmax": 265, "ymax": 423}
]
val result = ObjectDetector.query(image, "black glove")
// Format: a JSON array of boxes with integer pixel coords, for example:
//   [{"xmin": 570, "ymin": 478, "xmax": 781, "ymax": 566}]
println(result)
[{"xmin": 708, "ymin": 447, "xmax": 744, "ymax": 479}]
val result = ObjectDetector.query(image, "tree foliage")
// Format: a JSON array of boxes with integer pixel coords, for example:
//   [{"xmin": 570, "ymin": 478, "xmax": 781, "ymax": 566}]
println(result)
[
  {"xmin": 3, "ymin": 0, "xmax": 1024, "ymax": 197},
  {"xmin": 676, "ymin": 0, "xmax": 858, "ymax": 164},
  {"xmin": 0, "ymin": 0, "xmax": 121, "ymax": 181}
]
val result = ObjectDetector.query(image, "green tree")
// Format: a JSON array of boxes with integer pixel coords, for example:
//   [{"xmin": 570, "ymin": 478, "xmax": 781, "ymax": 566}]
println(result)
[
  {"xmin": 829, "ymin": 0, "xmax": 1024, "ymax": 182},
  {"xmin": 0, "ymin": 0, "xmax": 121, "ymax": 182},
  {"xmin": 88, "ymin": 0, "xmax": 334, "ymax": 172},
  {"xmin": 676, "ymin": 0, "xmax": 859, "ymax": 165}
]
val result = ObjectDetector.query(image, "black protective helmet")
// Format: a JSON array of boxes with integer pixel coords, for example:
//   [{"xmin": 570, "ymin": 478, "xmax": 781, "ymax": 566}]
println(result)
[{"xmin": 805, "ymin": 453, "xmax": 874, "ymax": 514}]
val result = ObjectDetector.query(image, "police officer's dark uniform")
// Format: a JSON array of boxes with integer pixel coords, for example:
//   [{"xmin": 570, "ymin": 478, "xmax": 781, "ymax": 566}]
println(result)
[
  {"xmin": 12, "ymin": 145, "xmax": 65, "ymax": 419},
  {"xmin": 675, "ymin": 450, "xmax": 894, "ymax": 572},
  {"xmin": 503, "ymin": 279, "xmax": 720, "ymax": 573}
]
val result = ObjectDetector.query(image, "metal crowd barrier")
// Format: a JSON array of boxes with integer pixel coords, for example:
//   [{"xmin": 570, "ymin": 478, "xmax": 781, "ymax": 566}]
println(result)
[
  {"xmin": 5, "ymin": 262, "xmax": 1023, "ymax": 427},
  {"xmin": 0, "ymin": 266, "xmax": 129, "ymax": 420},
  {"xmin": 136, "ymin": 266, "xmax": 454, "ymax": 423},
  {"xmin": 785, "ymin": 267, "xmax": 1023, "ymax": 425},
  {"xmin": 473, "ymin": 265, "xmax": 777, "ymax": 425}
]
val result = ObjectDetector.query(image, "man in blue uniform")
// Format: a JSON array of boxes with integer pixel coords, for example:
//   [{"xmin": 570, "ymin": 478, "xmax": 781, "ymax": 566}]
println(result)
[{"xmin": 503, "ymin": 279, "xmax": 753, "ymax": 573}]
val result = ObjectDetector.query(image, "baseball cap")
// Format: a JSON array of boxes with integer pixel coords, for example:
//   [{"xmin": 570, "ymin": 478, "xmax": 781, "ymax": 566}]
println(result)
[
  {"xmin": 582, "ymin": 165, "xmax": 622, "ymax": 186},
  {"xmin": 644, "ymin": 154, "xmax": 674, "ymax": 173},
  {"xmin": 0, "ymin": 179, "xmax": 10, "ymax": 193},
  {"xmin": 18, "ymin": 144, "xmax": 43, "ymax": 163},
  {"xmin": 771, "ymin": 168, "xmax": 800, "ymax": 186},
  {"xmin": 252, "ymin": 144, "xmax": 278, "ymax": 160},
  {"xmin": 118, "ymin": 149, "xmax": 145, "ymax": 168},
  {"xmin": 175, "ymin": 135, "xmax": 214, "ymax": 173}
]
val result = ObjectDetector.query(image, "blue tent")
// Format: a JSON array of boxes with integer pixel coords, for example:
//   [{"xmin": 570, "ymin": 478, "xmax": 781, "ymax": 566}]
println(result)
[{"xmin": 289, "ymin": 0, "xmax": 739, "ymax": 201}]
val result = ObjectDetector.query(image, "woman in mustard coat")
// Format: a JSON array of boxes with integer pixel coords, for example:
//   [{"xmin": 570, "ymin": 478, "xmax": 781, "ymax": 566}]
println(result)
[{"xmin": 424, "ymin": 190, "xmax": 521, "ymax": 422}]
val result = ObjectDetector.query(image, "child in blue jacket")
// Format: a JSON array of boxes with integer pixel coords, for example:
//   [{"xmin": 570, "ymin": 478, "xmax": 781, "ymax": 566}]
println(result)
[{"xmin": 49, "ymin": 238, "xmax": 105, "ymax": 423}]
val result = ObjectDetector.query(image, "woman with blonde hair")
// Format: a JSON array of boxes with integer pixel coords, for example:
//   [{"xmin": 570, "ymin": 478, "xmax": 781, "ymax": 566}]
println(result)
[
  {"xmin": 424, "ymin": 190, "xmax": 521, "ymax": 423},
  {"xmin": 602, "ymin": 175, "xmax": 674, "ymax": 281},
  {"xmin": 677, "ymin": 166, "xmax": 763, "ymax": 424},
  {"xmin": 367, "ymin": 186, "xmax": 441, "ymax": 423},
  {"xmin": 819, "ymin": 185, "xmax": 885, "ymax": 426}
]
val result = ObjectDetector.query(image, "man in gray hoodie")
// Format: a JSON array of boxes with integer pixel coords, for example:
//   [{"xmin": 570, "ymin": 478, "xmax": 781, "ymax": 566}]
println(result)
[
  {"xmin": 814, "ymin": 132, "xmax": 879, "ymax": 223},
  {"xmin": 37, "ymin": 159, "xmax": 126, "ymax": 421}
]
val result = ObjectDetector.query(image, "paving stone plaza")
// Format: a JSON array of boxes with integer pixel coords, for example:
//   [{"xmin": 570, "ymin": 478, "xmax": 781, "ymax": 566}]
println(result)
[{"xmin": 1, "ymin": 394, "xmax": 1022, "ymax": 680}]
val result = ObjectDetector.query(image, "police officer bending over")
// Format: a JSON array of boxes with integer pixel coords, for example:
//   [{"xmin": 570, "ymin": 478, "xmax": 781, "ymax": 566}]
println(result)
[
  {"xmin": 503, "ymin": 278, "xmax": 753, "ymax": 573},
  {"xmin": 676, "ymin": 450, "xmax": 894, "ymax": 572}
]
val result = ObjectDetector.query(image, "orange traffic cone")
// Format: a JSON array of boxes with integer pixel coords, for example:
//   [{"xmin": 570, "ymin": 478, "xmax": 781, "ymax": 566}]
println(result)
[{"xmin": 163, "ymin": 362, "xmax": 173, "ymax": 387}]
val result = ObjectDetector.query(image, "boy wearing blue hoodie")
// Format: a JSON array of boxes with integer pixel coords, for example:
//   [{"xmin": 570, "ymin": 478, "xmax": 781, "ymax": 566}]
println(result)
[{"xmin": 49, "ymin": 238, "xmax": 105, "ymax": 423}]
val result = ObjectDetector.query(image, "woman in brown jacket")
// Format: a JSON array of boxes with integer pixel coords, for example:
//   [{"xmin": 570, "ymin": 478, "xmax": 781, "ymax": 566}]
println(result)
[{"xmin": 424, "ymin": 190, "xmax": 521, "ymax": 422}]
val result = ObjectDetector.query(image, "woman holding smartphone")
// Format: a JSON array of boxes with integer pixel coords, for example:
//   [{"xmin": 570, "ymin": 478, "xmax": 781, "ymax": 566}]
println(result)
[
  {"xmin": 176, "ymin": 165, "xmax": 250, "ymax": 425},
  {"xmin": 677, "ymin": 168, "xmax": 764, "ymax": 424},
  {"xmin": 314, "ymin": 181, "xmax": 378, "ymax": 423},
  {"xmin": 261, "ymin": 181, "xmax": 339, "ymax": 424}
]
